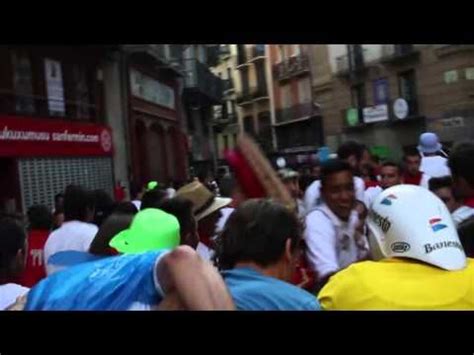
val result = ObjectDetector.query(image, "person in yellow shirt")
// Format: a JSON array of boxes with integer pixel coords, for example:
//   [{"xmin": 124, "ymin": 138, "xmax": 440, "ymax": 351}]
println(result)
[{"xmin": 319, "ymin": 184, "xmax": 474, "ymax": 310}]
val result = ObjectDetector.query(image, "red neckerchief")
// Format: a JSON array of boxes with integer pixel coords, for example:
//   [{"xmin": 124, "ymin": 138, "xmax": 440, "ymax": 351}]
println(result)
[
  {"xmin": 464, "ymin": 197, "xmax": 474, "ymax": 208},
  {"xmin": 403, "ymin": 172, "xmax": 422, "ymax": 186}
]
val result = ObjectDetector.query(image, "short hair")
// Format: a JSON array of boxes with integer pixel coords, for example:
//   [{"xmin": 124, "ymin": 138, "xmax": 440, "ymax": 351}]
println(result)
[
  {"xmin": 403, "ymin": 147, "xmax": 421, "ymax": 160},
  {"xmin": 63, "ymin": 185, "xmax": 95, "ymax": 222},
  {"xmin": 0, "ymin": 217, "xmax": 27, "ymax": 280},
  {"xmin": 381, "ymin": 161, "xmax": 402, "ymax": 175},
  {"xmin": 27, "ymin": 205, "xmax": 53, "ymax": 230},
  {"xmin": 141, "ymin": 189, "xmax": 168, "ymax": 210},
  {"xmin": 113, "ymin": 202, "xmax": 139, "ymax": 215},
  {"xmin": 429, "ymin": 176, "xmax": 453, "ymax": 192},
  {"xmin": 337, "ymin": 141, "xmax": 367, "ymax": 162},
  {"xmin": 157, "ymin": 197, "xmax": 195, "ymax": 239},
  {"xmin": 92, "ymin": 190, "xmax": 116, "ymax": 227},
  {"xmin": 448, "ymin": 141, "xmax": 474, "ymax": 188},
  {"xmin": 320, "ymin": 159, "xmax": 353, "ymax": 188},
  {"xmin": 89, "ymin": 213, "xmax": 134, "ymax": 256},
  {"xmin": 214, "ymin": 199, "xmax": 302, "ymax": 270}
]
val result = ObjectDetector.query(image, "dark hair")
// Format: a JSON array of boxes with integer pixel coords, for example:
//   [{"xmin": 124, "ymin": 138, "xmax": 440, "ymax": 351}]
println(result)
[
  {"xmin": 113, "ymin": 202, "xmax": 139, "ymax": 215},
  {"xmin": 403, "ymin": 147, "xmax": 421, "ymax": 160},
  {"xmin": 141, "ymin": 189, "xmax": 168, "ymax": 210},
  {"xmin": 89, "ymin": 213, "xmax": 134, "ymax": 256},
  {"xmin": 27, "ymin": 205, "xmax": 53, "ymax": 230},
  {"xmin": 448, "ymin": 141, "xmax": 474, "ymax": 188},
  {"xmin": 429, "ymin": 176, "xmax": 453, "ymax": 192},
  {"xmin": 214, "ymin": 199, "xmax": 302, "ymax": 270},
  {"xmin": 370, "ymin": 154, "xmax": 380, "ymax": 164},
  {"xmin": 93, "ymin": 189, "xmax": 115, "ymax": 227},
  {"xmin": 337, "ymin": 141, "xmax": 367, "ymax": 162},
  {"xmin": 129, "ymin": 181, "xmax": 143, "ymax": 200},
  {"xmin": 157, "ymin": 197, "xmax": 195, "ymax": 239},
  {"xmin": 219, "ymin": 177, "xmax": 237, "ymax": 198},
  {"xmin": 320, "ymin": 159, "xmax": 353, "ymax": 188},
  {"xmin": 381, "ymin": 161, "xmax": 402, "ymax": 175},
  {"xmin": 457, "ymin": 216, "xmax": 474, "ymax": 258},
  {"xmin": 0, "ymin": 217, "xmax": 26, "ymax": 281},
  {"xmin": 64, "ymin": 185, "xmax": 95, "ymax": 222}
]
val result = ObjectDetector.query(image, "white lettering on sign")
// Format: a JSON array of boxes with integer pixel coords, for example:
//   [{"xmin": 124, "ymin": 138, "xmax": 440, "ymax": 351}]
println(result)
[
  {"xmin": 0, "ymin": 126, "xmax": 100, "ymax": 143},
  {"xmin": 363, "ymin": 104, "xmax": 388, "ymax": 123}
]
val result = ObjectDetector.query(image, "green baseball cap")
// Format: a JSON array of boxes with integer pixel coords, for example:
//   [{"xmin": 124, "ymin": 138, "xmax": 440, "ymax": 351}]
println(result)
[{"xmin": 109, "ymin": 208, "xmax": 180, "ymax": 254}]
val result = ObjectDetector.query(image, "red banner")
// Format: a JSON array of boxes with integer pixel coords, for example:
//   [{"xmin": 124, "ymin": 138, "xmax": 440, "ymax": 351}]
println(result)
[{"xmin": 0, "ymin": 115, "xmax": 113, "ymax": 157}]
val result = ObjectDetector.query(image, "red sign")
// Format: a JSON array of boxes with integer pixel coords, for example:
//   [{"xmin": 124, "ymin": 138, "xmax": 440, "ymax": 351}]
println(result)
[{"xmin": 0, "ymin": 115, "xmax": 113, "ymax": 157}]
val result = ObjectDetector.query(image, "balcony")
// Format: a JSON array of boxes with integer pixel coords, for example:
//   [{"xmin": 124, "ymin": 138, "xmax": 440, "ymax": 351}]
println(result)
[
  {"xmin": 275, "ymin": 102, "xmax": 315, "ymax": 124},
  {"xmin": 249, "ymin": 45, "xmax": 266, "ymax": 62},
  {"xmin": 336, "ymin": 48, "xmax": 367, "ymax": 77},
  {"xmin": 183, "ymin": 59, "xmax": 223, "ymax": 105},
  {"xmin": 252, "ymin": 86, "xmax": 269, "ymax": 101},
  {"xmin": 273, "ymin": 54, "xmax": 310, "ymax": 82},
  {"xmin": 222, "ymin": 79, "xmax": 234, "ymax": 93},
  {"xmin": 434, "ymin": 44, "xmax": 474, "ymax": 57},
  {"xmin": 381, "ymin": 45, "xmax": 420, "ymax": 64},
  {"xmin": 123, "ymin": 44, "xmax": 183, "ymax": 76},
  {"xmin": 236, "ymin": 91, "xmax": 253, "ymax": 106}
]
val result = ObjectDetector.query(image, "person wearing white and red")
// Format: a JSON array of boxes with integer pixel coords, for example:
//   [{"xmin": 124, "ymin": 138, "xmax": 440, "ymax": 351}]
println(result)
[
  {"xmin": 365, "ymin": 162, "xmax": 403, "ymax": 209},
  {"xmin": 44, "ymin": 185, "xmax": 98, "ymax": 275},
  {"xmin": 19, "ymin": 205, "xmax": 52, "ymax": 288},
  {"xmin": 403, "ymin": 148, "xmax": 431, "ymax": 189},
  {"xmin": 304, "ymin": 160, "xmax": 369, "ymax": 290},
  {"xmin": 304, "ymin": 142, "xmax": 368, "ymax": 212}
]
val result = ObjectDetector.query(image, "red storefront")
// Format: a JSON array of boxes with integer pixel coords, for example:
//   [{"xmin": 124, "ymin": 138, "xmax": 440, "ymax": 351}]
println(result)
[{"xmin": 0, "ymin": 115, "xmax": 114, "ymax": 214}]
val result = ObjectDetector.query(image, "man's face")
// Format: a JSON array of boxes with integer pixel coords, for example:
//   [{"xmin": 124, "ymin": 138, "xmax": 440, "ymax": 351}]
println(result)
[
  {"xmin": 433, "ymin": 187, "xmax": 457, "ymax": 213},
  {"xmin": 321, "ymin": 170, "xmax": 355, "ymax": 221},
  {"xmin": 284, "ymin": 178, "xmax": 300, "ymax": 199},
  {"xmin": 359, "ymin": 149, "xmax": 372, "ymax": 171},
  {"xmin": 311, "ymin": 166, "xmax": 321, "ymax": 179},
  {"xmin": 380, "ymin": 166, "xmax": 402, "ymax": 189},
  {"xmin": 405, "ymin": 155, "xmax": 421, "ymax": 176}
]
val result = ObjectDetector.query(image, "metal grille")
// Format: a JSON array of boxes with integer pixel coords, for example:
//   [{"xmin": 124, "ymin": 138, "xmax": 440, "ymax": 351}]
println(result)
[{"xmin": 19, "ymin": 157, "xmax": 114, "ymax": 212}]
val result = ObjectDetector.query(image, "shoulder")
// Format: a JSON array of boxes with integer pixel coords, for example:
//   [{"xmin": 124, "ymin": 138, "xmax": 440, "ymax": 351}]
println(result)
[{"xmin": 306, "ymin": 180, "xmax": 321, "ymax": 194}]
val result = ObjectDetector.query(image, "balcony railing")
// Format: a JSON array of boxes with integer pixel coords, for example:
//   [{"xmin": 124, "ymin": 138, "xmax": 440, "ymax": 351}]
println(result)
[
  {"xmin": 0, "ymin": 90, "xmax": 100, "ymax": 121},
  {"xmin": 336, "ymin": 48, "xmax": 367, "ymax": 75},
  {"xmin": 236, "ymin": 91, "xmax": 253, "ymax": 106},
  {"xmin": 252, "ymin": 86, "xmax": 268, "ymax": 100},
  {"xmin": 183, "ymin": 59, "xmax": 223, "ymax": 104},
  {"xmin": 275, "ymin": 102, "xmax": 314, "ymax": 124},
  {"xmin": 222, "ymin": 79, "xmax": 234, "ymax": 92},
  {"xmin": 434, "ymin": 44, "xmax": 474, "ymax": 57},
  {"xmin": 250, "ymin": 45, "xmax": 266, "ymax": 61},
  {"xmin": 273, "ymin": 54, "xmax": 310, "ymax": 81},
  {"xmin": 381, "ymin": 45, "xmax": 419, "ymax": 63}
]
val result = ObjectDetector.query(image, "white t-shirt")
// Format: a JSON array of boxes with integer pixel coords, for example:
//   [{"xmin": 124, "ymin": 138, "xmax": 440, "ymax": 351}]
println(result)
[
  {"xmin": 304, "ymin": 204, "xmax": 368, "ymax": 281},
  {"xmin": 196, "ymin": 242, "xmax": 214, "ymax": 262},
  {"xmin": 364, "ymin": 186, "xmax": 383, "ymax": 209},
  {"xmin": 452, "ymin": 206, "xmax": 474, "ymax": 227},
  {"xmin": 420, "ymin": 173, "xmax": 431, "ymax": 189},
  {"xmin": 215, "ymin": 207, "xmax": 235, "ymax": 235},
  {"xmin": 304, "ymin": 176, "xmax": 366, "ymax": 212},
  {"xmin": 420, "ymin": 156, "xmax": 451, "ymax": 178},
  {"xmin": 131, "ymin": 200, "xmax": 142, "ymax": 211},
  {"xmin": 0, "ymin": 283, "xmax": 29, "ymax": 310},
  {"xmin": 44, "ymin": 220, "xmax": 98, "ymax": 275}
]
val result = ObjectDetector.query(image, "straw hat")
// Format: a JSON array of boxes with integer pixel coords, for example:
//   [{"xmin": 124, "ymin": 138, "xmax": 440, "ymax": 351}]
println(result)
[{"xmin": 176, "ymin": 181, "xmax": 232, "ymax": 221}]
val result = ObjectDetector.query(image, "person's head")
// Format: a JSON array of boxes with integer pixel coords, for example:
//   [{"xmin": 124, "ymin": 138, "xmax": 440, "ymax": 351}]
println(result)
[
  {"xmin": 320, "ymin": 159, "xmax": 355, "ymax": 221},
  {"xmin": 403, "ymin": 148, "xmax": 422, "ymax": 176},
  {"xmin": 418, "ymin": 132, "xmax": 442, "ymax": 157},
  {"xmin": 219, "ymin": 177, "xmax": 246, "ymax": 207},
  {"xmin": 0, "ymin": 218, "xmax": 27, "ymax": 282},
  {"xmin": 457, "ymin": 216, "xmax": 474, "ymax": 258},
  {"xmin": 141, "ymin": 189, "xmax": 168, "ymax": 210},
  {"xmin": 380, "ymin": 162, "xmax": 402, "ymax": 189},
  {"xmin": 113, "ymin": 201, "xmax": 139, "ymax": 215},
  {"xmin": 89, "ymin": 213, "xmax": 135, "ymax": 256},
  {"xmin": 337, "ymin": 141, "xmax": 370, "ymax": 175},
  {"xmin": 311, "ymin": 164, "xmax": 321, "ymax": 179},
  {"xmin": 278, "ymin": 169, "xmax": 300, "ymax": 199},
  {"xmin": 63, "ymin": 185, "xmax": 95, "ymax": 223},
  {"xmin": 448, "ymin": 141, "xmax": 474, "ymax": 199},
  {"xmin": 92, "ymin": 189, "xmax": 115, "ymax": 227},
  {"xmin": 367, "ymin": 185, "xmax": 466, "ymax": 271},
  {"xmin": 54, "ymin": 193, "xmax": 64, "ymax": 210},
  {"xmin": 157, "ymin": 197, "xmax": 198, "ymax": 249},
  {"xmin": 27, "ymin": 205, "xmax": 53, "ymax": 231},
  {"xmin": 429, "ymin": 176, "xmax": 461, "ymax": 213},
  {"xmin": 214, "ymin": 199, "xmax": 302, "ymax": 282}
]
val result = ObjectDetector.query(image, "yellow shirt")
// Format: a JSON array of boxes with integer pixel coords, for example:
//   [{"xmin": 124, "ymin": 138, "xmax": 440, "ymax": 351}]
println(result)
[{"xmin": 318, "ymin": 258, "xmax": 474, "ymax": 310}]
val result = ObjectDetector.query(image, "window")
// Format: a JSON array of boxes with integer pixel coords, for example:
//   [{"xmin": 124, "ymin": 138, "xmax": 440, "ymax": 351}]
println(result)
[
  {"xmin": 258, "ymin": 112, "xmax": 273, "ymax": 152},
  {"xmin": 277, "ymin": 45, "xmax": 285, "ymax": 63},
  {"xmin": 240, "ymin": 67, "xmax": 250, "ymax": 97},
  {"xmin": 255, "ymin": 61, "xmax": 267, "ymax": 95},
  {"xmin": 44, "ymin": 58, "xmax": 66, "ymax": 117},
  {"xmin": 373, "ymin": 78, "xmax": 390, "ymax": 105},
  {"xmin": 223, "ymin": 135, "xmax": 229, "ymax": 151},
  {"xmin": 281, "ymin": 83, "xmax": 292, "ymax": 109},
  {"xmin": 255, "ymin": 44, "xmax": 265, "ymax": 57},
  {"xmin": 298, "ymin": 77, "xmax": 312, "ymax": 104},
  {"xmin": 72, "ymin": 65, "xmax": 91, "ymax": 119},
  {"xmin": 398, "ymin": 70, "xmax": 417, "ymax": 101},
  {"xmin": 243, "ymin": 116, "xmax": 255, "ymax": 136},
  {"xmin": 237, "ymin": 44, "xmax": 247, "ymax": 65},
  {"xmin": 351, "ymin": 84, "xmax": 366, "ymax": 108},
  {"xmin": 12, "ymin": 50, "xmax": 35, "ymax": 115},
  {"xmin": 292, "ymin": 45, "xmax": 301, "ymax": 56},
  {"xmin": 348, "ymin": 45, "xmax": 364, "ymax": 71}
]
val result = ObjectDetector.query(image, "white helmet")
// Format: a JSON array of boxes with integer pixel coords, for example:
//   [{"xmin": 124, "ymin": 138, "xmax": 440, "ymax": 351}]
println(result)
[{"xmin": 366, "ymin": 185, "xmax": 466, "ymax": 271}]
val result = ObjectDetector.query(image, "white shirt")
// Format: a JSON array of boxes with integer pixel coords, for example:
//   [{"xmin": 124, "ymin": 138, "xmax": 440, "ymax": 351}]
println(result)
[
  {"xmin": 0, "ymin": 284, "xmax": 29, "ymax": 310},
  {"xmin": 452, "ymin": 206, "xmax": 474, "ymax": 227},
  {"xmin": 196, "ymin": 242, "xmax": 214, "ymax": 262},
  {"xmin": 304, "ymin": 176, "xmax": 366, "ymax": 212},
  {"xmin": 364, "ymin": 186, "xmax": 383, "ymax": 209},
  {"xmin": 420, "ymin": 173, "xmax": 431, "ymax": 189},
  {"xmin": 420, "ymin": 156, "xmax": 451, "ymax": 178},
  {"xmin": 44, "ymin": 220, "xmax": 98, "ymax": 275},
  {"xmin": 131, "ymin": 200, "xmax": 142, "ymax": 211},
  {"xmin": 166, "ymin": 188, "xmax": 176, "ymax": 199},
  {"xmin": 297, "ymin": 199, "xmax": 306, "ymax": 219},
  {"xmin": 304, "ymin": 204, "xmax": 368, "ymax": 281},
  {"xmin": 215, "ymin": 207, "xmax": 234, "ymax": 234}
]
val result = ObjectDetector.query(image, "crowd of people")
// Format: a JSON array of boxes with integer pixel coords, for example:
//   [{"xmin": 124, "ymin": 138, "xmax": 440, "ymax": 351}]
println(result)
[{"xmin": 0, "ymin": 132, "xmax": 473, "ymax": 310}]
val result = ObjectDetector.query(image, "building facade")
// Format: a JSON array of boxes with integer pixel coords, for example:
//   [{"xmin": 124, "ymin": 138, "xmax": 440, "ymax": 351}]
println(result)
[
  {"xmin": 312, "ymin": 44, "xmax": 474, "ymax": 160},
  {"xmin": 0, "ymin": 45, "xmax": 114, "ymax": 214}
]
